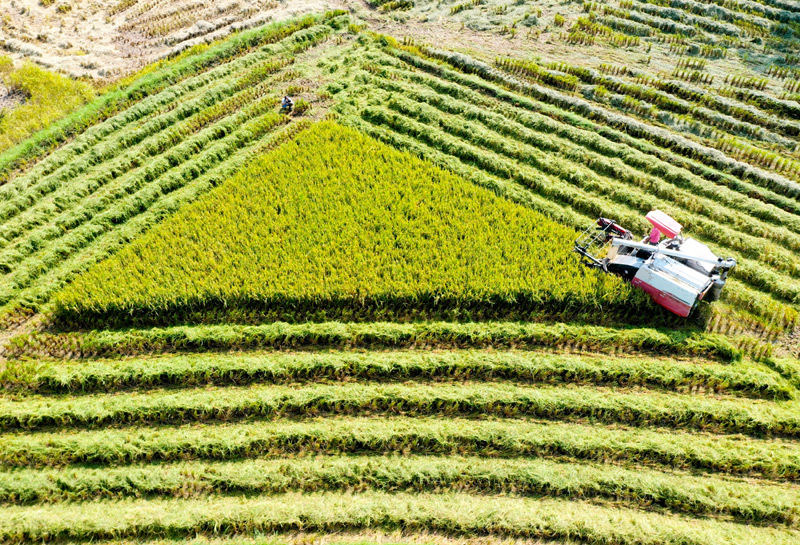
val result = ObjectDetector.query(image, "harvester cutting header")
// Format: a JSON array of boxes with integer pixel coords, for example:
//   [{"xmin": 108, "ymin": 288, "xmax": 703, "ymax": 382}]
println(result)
[{"xmin": 575, "ymin": 211, "xmax": 736, "ymax": 317}]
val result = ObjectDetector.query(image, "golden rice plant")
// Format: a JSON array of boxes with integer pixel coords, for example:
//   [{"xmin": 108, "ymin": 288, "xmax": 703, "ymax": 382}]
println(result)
[{"xmin": 54, "ymin": 122, "xmax": 640, "ymax": 327}]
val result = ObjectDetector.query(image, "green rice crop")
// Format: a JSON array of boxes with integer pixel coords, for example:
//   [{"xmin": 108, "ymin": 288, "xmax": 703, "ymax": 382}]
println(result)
[
  {"xmin": 3, "ymin": 416, "xmax": 797, "ymax": 478},
  {"xmin": 4, "ymin": 321, "xmax": 743, "ymax": 362},
  {"xmin": 1, "ymin": 349, "xmax": 786, "ymax": 398},
  {"xmin": 1, "ymin": 455, "xmax": 797, "ymax": 525},
  {"xmin": 2, "ymin": 14, "xmax": 799, "ymax": 545},
  {"xmin": 53, "ymin": 122, "xmax": 644, "ymax": 328},
  {"xmin": 768, "ymin": 358, "xmax": 800, "ymax": 390},
  {"xmin": 2, "ymin": 490, "xmax": 798, "ymax": 544}
]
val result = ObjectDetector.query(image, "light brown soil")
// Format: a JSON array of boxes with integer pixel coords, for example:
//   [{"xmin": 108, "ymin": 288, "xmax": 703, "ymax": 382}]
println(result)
[
  {"xmin": 2, "ymin": 0, "xmax": 779, "ymax": 95},
  {"xmin": 0, "ymin": 0, "xmax": 675, "ymax": 83},
  {"xmin": 0, "ymin": 0, "xmax": 348, "ymax": 79}
]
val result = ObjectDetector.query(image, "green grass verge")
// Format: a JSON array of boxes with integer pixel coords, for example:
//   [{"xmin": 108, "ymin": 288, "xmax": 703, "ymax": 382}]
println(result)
[{"xmin": 0, "ymin": 60, "xmax": 94, "ymax": 155}]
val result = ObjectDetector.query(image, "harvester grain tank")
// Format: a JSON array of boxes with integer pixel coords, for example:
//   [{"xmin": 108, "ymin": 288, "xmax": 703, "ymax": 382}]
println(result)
[{"xmin": 574, "ymin": 210, "xmax": 736, "ymax": 317}]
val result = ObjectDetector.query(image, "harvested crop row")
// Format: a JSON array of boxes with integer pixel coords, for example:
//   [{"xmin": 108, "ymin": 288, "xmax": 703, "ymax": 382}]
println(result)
[
  {"xmin": 6, "ymin": 533, "xmax": 584, "ymax": 545},
  {"xmin": 1, "ymin": 381, "xmax": 797, "ymax": 436},
  {"xmin": 3, "ymin": 416, "xmax": 797, "ymax": 479},
  {"xmin": 389, "ymin": 47, "xmax": 800, "ymax": 200},
  {"xmin": 1, "ymin": 455, "xmax": 797, "ymax": 526},
  {"xmin": 504, "ymin": 56, "xmax": 800, "ymax": 139},
  {"xmin": 2, "ymin": 490, "xmax": 798, "ymax": 544},
  {"xmin": 2, "ymin": 350, "xmax": 787, "ymax": 399},
  {"xmin": 4, "ymin": 322, "xmax": 742, "ymax": 362}
]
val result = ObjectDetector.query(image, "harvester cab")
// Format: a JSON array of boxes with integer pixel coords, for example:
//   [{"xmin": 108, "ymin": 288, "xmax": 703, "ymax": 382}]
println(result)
[{"xmin": 574, "ymin": 210, "xmax": 736, "ymax": 317}]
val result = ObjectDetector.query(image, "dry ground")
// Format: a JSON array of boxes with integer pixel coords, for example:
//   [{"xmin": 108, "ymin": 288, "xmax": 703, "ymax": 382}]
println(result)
[
  {"xmin": 1, "ymin": 0, "xmax": 786, "ymax": 93},
  {"xmin": 0, "ymin": 0, "xmax": 348, "ymax": 78}
]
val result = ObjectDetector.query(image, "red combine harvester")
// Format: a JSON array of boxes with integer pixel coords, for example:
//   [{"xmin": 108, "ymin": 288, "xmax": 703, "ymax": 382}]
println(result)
[{"xmin": 574, "ymin": 210, "xmax": 737, "ymax": 317}]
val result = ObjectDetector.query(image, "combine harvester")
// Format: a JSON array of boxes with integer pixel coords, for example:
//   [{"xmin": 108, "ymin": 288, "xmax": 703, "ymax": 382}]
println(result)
[{"xmin": 575, "ymin": 210, "xmax": 737, "ymax": 317}]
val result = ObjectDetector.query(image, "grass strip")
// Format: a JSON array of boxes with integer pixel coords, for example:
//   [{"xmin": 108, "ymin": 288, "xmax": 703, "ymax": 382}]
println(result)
[
  {"xmin": 3, "ymin": 322, "xmax": 742, "ymax": 362},
  {"xmin": 1, "ymin": 350, "xmax": 788, "ymax": 399},
  {"xmin": 1, "ymin": 490, "xmax": 797, "ymax": 544},
  {"xmin": 0, "ymin": 381, "xmax": 797, "ymax": 437},
  {"xmin": 1, "ymin": 455, "xmax": 797, "ymax": 526},
  {"xmin": 2, "ymin": 416, "xmax": 797, "ymax": 479}
]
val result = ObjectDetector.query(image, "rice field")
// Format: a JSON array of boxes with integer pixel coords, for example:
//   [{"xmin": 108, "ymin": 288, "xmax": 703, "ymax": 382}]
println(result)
[{"xmin": 1, "ymin": 3, "xmax": 800, "ymax": 545}]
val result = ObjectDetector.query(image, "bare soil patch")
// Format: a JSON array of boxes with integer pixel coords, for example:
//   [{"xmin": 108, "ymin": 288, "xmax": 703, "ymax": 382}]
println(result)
[{"xmin": 0, "ymin": 0, "xmax": 347, "ymax": 79}]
